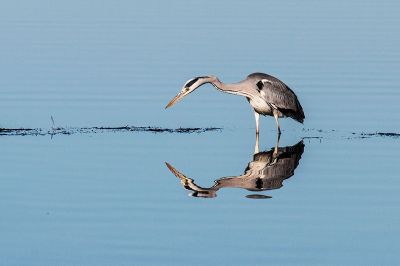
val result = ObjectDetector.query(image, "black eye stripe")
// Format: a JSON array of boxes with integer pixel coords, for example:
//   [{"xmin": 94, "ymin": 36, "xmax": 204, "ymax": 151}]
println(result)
[
  {"xmin": 185, "ymin": 78, "xmax": 199, "ymax": 88},
  {"xmin": 184, "ymin": 76, "xmax": 209, "ymax": 88}
]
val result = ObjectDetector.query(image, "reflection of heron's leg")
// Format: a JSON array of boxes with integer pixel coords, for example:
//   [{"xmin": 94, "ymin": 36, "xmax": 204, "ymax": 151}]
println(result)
[
  {"xmin": 254, "ymin": 131, "xmax": 260, "ymax": 154},
  {"xmin": 274, "ymin": 132, "xmax": 281, "ymax": 155},
  {"xmin": 254, "ymin": 112, "xmax": 260, "ymax": 134},
  {"xmin": 273, "ymin": 112, "xmax": 281, "ymax": 134}
]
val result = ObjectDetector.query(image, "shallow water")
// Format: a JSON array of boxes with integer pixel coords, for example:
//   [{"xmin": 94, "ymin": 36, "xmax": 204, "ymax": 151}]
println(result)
[{"xmin": 1, "ymin": 0, "xmax": 400, "ymax": 265}]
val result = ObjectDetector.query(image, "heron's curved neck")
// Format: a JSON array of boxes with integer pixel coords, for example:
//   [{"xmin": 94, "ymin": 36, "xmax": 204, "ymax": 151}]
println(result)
[{"xmin": 210, "ymin": 78, "xmax": 248, "ymax": 97}]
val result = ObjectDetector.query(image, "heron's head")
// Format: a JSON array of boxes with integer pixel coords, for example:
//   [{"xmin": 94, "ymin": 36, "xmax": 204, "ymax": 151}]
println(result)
[
  {"xmin": 165, "ymin": 162, "xmax": 217, "ymax": 198},
  {"xmin": 165, "ymin": 76, "xmax": 216, "ymax": 109}
]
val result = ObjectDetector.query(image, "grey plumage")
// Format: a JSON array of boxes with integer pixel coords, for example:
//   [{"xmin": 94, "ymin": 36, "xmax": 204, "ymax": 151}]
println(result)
[
  {"xmin": 165, "ymin": 72, "xmax": 305, "ymax": 134},
  {"xmin": 247, "ymin": 73, "xmax": 305, "ymax": 123}
]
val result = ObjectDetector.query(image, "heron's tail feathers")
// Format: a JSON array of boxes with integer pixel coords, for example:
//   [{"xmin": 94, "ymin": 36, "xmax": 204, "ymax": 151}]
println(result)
[{"xmin": 278, "ymin": 105, "xmax": 305, "ymax": 124}]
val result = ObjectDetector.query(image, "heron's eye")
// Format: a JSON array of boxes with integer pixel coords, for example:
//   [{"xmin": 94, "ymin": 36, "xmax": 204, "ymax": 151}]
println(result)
[{"xmin": 185, "ymin": 87, "xmax": 190, "ymax": 92}]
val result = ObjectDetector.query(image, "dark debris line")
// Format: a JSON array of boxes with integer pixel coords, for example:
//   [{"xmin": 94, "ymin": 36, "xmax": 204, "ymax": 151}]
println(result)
[
  {"xmin": 0, "ymin": 126, "xmax": 223, "ymax": 136},
  {"xmin": 358, "ymin": 132, "xmax": 400, "ymax": 138},
  {"xmin": 0, "ymin": 127, "xmax": 399, "ymax": 138},
  {"xmin": 0, "ymin": 128, "xmax": 41, "ymax": 136}
]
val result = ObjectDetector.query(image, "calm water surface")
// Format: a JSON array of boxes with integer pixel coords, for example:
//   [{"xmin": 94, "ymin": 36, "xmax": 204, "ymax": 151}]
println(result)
[{"xmin": 1, "ymin": 0, "xmax": 400, "ymax": 265}]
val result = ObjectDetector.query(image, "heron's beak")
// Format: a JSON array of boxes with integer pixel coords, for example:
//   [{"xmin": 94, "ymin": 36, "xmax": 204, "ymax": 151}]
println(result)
[{"xmin": 165, "ymin": 90, "xmax": 189, "ymax": 109}]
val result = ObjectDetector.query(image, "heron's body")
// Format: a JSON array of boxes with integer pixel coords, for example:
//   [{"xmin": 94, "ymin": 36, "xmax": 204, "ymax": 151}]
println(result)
[{"xmin": 166, "ymin": 72, "xmax": 305, "ymax": 134}]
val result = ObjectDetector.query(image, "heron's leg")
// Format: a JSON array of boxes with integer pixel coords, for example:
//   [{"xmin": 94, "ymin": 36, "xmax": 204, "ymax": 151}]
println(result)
[
  {"xmin": 254, "ymin": 131, "xmax": 260, "ymax": 154},
  {"xmin": 273, "ymin": 112, "xmax": 281, "ymax": 134},
  {"xmin": 254, "ymin": 112, "xmax": 260, "ymax": 134}
]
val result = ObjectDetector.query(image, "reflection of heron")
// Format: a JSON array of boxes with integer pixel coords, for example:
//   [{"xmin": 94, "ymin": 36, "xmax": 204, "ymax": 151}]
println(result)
[
  {"xmin": 165, "ymin": 73, "xmax": 305, "ymax": 134},
  {"xmin": 166, "ymin": 136, "xmax": 305, "ymax": 198}
]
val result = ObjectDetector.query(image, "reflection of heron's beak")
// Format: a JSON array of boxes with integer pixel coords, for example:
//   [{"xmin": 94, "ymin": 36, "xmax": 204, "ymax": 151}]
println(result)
[
  {"xmin": 165, "ymin": 91, "xmax": 188, "ymax": 109},
  {"xmin": 165, "ymin": 162, "xmax": 191, "ymax": 183},
  {"xmin": 165, "ymin": 162, "xmax": 216, "ymax": 198}
]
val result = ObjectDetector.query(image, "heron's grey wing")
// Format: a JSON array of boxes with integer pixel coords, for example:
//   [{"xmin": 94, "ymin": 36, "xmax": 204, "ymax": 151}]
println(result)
[
  {"xmin": 254, "ymin": 141, "xmax": 304, "ymax": 187},
  {"xmin": 251, "ymin": 73, "xmax": 305, "ymax": 123}
]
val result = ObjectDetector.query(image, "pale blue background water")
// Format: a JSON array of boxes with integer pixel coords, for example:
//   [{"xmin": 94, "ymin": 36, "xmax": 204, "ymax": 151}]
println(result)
[{"xmin": 0, "ymin": 1, "xmax": 400, "ymax": 265}]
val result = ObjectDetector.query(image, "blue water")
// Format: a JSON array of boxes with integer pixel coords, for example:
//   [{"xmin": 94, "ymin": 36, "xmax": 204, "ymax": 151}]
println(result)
[{"xmin": 1, "ymin": 1, "xmax": 400, "ymax": 265}]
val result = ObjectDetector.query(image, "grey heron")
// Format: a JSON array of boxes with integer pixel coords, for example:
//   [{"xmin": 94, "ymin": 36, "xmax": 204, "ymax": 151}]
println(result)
[
  {"xmin": 165, "ymin": 137, "xmax": 305, "ymax": 198},
  {"xmin": 165, "ymin": 73, "xmax": 305, "ymax": 134}
]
